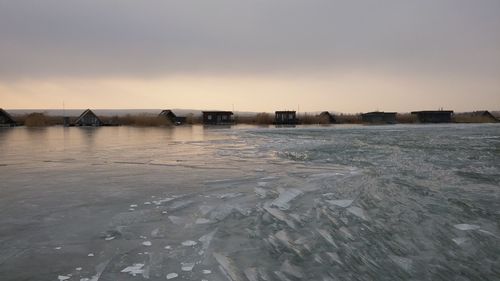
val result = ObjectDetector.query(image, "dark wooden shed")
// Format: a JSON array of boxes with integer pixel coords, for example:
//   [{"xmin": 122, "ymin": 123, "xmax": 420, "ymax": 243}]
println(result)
[
  {"xmin": 275, "ymin": 111, "xmax": 298, "ymax": 125},
  {"xmin": 0, "ymin": 108, "xmax": 16, "ymax": 127},
  {"xmin": 75, "ymin": 109, "xmax": 103, "ymax": 126},
  {"xmin": 202, "ymin": 111, "xmax": 234, "ymax": 125},
  {"xmin": 159, "ymin": 110, "xmax": 186, "ymax": 125},
  {"xmin": 411, "ymin": 110, "xmax": 453, "ymax": 123},
  {"xmin": 361, "ymin": 112, "xmax": 396, "ymax": 124}
]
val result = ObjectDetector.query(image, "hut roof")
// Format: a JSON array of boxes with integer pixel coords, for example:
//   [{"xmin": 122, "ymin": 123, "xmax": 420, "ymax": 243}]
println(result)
[
  {"xmin": 0, "ymin": 108, "xmax": 16, "ymax": 124},
  {"xmin": 202, "ymin": 111, "xmax": 234, "ymax": 115},
  {"xmin": 75, "ymin": 109, "xmax": 102, "ymax": 124},
  {"xmin": 411, "ymin": 110, "xmax": 454, "ymax": 114}
]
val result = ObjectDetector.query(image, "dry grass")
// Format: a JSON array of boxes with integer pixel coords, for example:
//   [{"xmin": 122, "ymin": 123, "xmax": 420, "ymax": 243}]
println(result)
[
  {"xmin": 118, "ymin": 114, "xmax": 173, "ymax": 126},
  {"xmin": 21, "ymin": 113, "xmax": 59, "ymax": 127},
  {"xmin": 335, "ymin": 114, "xmax": 362, "ymax": 124},
  {"xmin": 396, "ymin": 113, "xmax": 418, "ymax": 123},
  {"xmin": 453, "ymin": 114, "xmax": 498, "ymax": 123}
]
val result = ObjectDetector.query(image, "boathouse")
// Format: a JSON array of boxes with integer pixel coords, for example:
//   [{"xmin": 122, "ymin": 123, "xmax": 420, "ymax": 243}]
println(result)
[
  {"xmin": 0, "ymin": 108, "xmax": 16, "ymax": 127},
  {"xmin": 159, "ymin": 110, "xmax": 187, "ymax": 125},
  {"xmin": 202, "ymin": 111, "xmax": 234, "ymax": 125},
  {"xmin": 318, "ymin": 111, "xmax": 336, "ymax": 124},
  {"xmin": 275, "ymin": 111, "xmax": 298, "ymax": 125},
  {"xmin": 75, "ymin": 109, "xmax": 103, "ymax": 126},
  {"xmin": 411, "ymin": 110, "xmax": 453, "ymax": 123},
  {"xmin": 361, "ymin": 112, "xmax": 396, "ymax": 124}
]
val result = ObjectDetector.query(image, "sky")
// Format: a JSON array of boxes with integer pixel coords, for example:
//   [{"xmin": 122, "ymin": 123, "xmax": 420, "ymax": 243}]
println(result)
[{"xmin": 1, "ymin": 0, "xmax": 499, "ymax": 113}]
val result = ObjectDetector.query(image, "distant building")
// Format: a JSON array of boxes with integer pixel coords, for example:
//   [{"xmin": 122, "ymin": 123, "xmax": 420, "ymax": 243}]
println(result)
[
  {"xmin": 318, "ymin": 111, "xmax": 336, "ymax": 124},
  {"xmin": 361, "ymin": 112, "xmax": 396, "ymax": 124},
  {"xmin": 275, "ymin": 111, "xmax": 298, "ymax": 125},
  {"xmin": 75, "ymin": 109, "xmax": 103, "ymax": 126},
  {"xmin": 159, "ymin": 110, "xmax": 187, "ymax": 125},
  {"xmin": 470, "ymin": 111, "xmax": 499, "ymax": 122},
  {"xmin": 202, "ymin": 111, "xmax": 234, "ymax": 125},
  {"xmin": 0, "ymin": 108, "xmax": 16, "ymax": 127},
  {"xmin": 411, "ymin": 110, "xmax": 453, "ymax": 123}
]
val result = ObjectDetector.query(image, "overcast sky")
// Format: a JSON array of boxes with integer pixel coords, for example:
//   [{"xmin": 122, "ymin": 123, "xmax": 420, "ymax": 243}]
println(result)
[{"xmin": 1, "ymin": 0, "xmax": 499, "ymax": 112}]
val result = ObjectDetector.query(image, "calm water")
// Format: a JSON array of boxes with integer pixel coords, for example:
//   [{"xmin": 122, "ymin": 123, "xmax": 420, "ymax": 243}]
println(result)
[{"xmin": 0, "ymin": 124, "xmax": 499, "ymax": 281}]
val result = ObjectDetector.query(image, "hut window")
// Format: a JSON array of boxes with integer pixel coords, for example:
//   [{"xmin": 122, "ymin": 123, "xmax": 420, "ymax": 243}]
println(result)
[{"xmin": 207, "ymin": 115, "xmax": 212, "ymax": 120}]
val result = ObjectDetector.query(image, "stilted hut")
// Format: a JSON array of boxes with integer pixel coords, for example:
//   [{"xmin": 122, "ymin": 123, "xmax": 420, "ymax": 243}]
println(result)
[
  {"xmin": 75, "ymin": 109, "xmax": 103, "ymax": 126},
  {"xmin": 0, "ymin": 108, "xmax": 16, "ymax": 127},
  {"xmin": 159, "ymin": 110, "xmax": 187, "ymax": 125},
  {"xmin": 318, "ymin": 111, "xmax": 336, "ymax": 124},
  {"xmin": 275, "ymin": 111, "xmax": 298, "ymax": 125},
  {"xmin": 202, "ymin": 111, "xmax": 234, "ymax": 125},
  {"xmin": 361, "ymin": 112, "xmax": 396, "ymax": 124},
  {"xmin": 411, "ymin": 110, "xmax": 453, "ymax": 123}
]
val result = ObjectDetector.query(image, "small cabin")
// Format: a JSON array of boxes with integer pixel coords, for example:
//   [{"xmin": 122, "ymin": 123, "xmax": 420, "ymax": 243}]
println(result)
[
  {"xmin": 275, "ymin": 111, "xmax": 298, "ymax": 125},
  {"xmin": 318, "ymin": 111, "xmax": 336, "ymax": 124},
  {"xmin": 411, "ymin": 110, "xmax": 453, "ymax": 123},
  {"xmin": 159, "ymin": 110, "xmax": 186, "ymax": 125},
  {"xmin": 202, "ymin": 111, "xmax": 234, "ymax": 125},
  {"xmin": 75, "ymin": 109, "xmax": 103, "ymax": 126},
  {"xmin": 361, "ymin": 112, "xmax": 396, "ymax": 124},
  {"xmin": 0, "ymin": 108, "xmax": 16, "ymax": 127}
]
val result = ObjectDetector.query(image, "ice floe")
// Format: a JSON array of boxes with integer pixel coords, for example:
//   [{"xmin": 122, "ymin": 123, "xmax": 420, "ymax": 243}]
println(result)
[
  {"xmin": 271, "ymin": 188, "xmax": 303, "ymax": 210},
  {"xmin": 347, "ymin": 206, "xmax": 368, "ymax": 220},
  {"xmin": 181, "ymin": 240, "xmax": 198, "ymax": 247},
  {"xmin": 142, "ymin": 241, "xmax": 152, "ymax": 247},
  {"xmin": 195, "ymin": 218, "xmax": 212, "ymax": 224},
  {"xmin": 168, "ymin": 216, "xmax": 186, "ymax": 225},
  {"xmin": 454, "ymin": 224, "xmax": 480, "ymax": 231},
  {"xmin": 121, "ymin": 263, "xmax": 145, "ymax": 276},
  {"xmin": 58, "ymin": 275, "xmax": 71, "ymax": 281},
  {"xmin": 452, "ymin": 237, "xmax": 469, "ymax": 245},
  {"xmin": 181, "ymin": 262, "xmax": 195, "ymax": 272},
  {"xmin": 389, "ymin": 255, "xmax": 413, "ymax": 272},
  {"xmin": 202, "ymin": 270, "xmax": 212, "ymax": 274},
  {"xmin": 213, "ymin": 252, "xmax": 243, "ymax": 281},
  {"xmin": 317, "ymin": 229, "xmax": 337, "ymax": 247},
  {"xmin": 325, "ymin": 199, "xmax": 354, "ymax": 208},
  {"xmin": 166, "ymin": 273, "xmax": 178, "ymax": 279}
]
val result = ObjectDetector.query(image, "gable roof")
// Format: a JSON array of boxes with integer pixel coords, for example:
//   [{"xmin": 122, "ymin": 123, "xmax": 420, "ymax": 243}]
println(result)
[
  {"xmin": 0, "ymin": 108, "xmax": 16, "ymax": 124},
  {"xmin": 75, "ymin": 109, "xmax": 102, "ymax": 124}
]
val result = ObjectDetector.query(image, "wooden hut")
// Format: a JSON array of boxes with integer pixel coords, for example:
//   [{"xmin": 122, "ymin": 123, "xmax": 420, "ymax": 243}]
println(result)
[
  {"xmin": 0, "ymin": 108, "xmax": 16, "ymax": 127},
  {"xmin": 275, "ymin": 111, "xmax": 298, "ymax": 125},
  {"xmin": 75, "ymin": 109, "xmax": 103, "ymax": 126},
  {"xmin": 202, "ymin": 111, "xmax": 234, "ymax": 125},
  {"xmin": 411, "ymin": 110, "xmax": 453, "ymax": 123},
  {"xmin": 318, "ymin": 111, "xmax": 336, "ymax": 124},
  {"xmin": 159, "ymin": 110, "xmax": 187, "ymax": 125},
  {"xmin": 361, "ymin": 112, "xmax": 396, "ymax": 124}
]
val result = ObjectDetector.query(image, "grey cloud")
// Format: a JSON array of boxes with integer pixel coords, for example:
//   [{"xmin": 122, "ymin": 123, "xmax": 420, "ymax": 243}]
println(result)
[{"xmin": 0, "ymin": 0, "xmax": 499, "ymax": 79}]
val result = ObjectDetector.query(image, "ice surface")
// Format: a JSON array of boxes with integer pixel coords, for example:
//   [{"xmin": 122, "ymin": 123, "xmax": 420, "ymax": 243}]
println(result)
[
  {"xmin": 2, "ymin": 125, "xmax": 500, "ymax": 281},
  {"xmin": 58, "ymin": 275, "xmax": 70, "ymax": 281}
]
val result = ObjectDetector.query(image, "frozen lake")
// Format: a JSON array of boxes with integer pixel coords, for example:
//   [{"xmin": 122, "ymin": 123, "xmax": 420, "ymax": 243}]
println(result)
[{"xmin": 0, "ymin": 124, "xmax": 499, "ymax": 281}]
